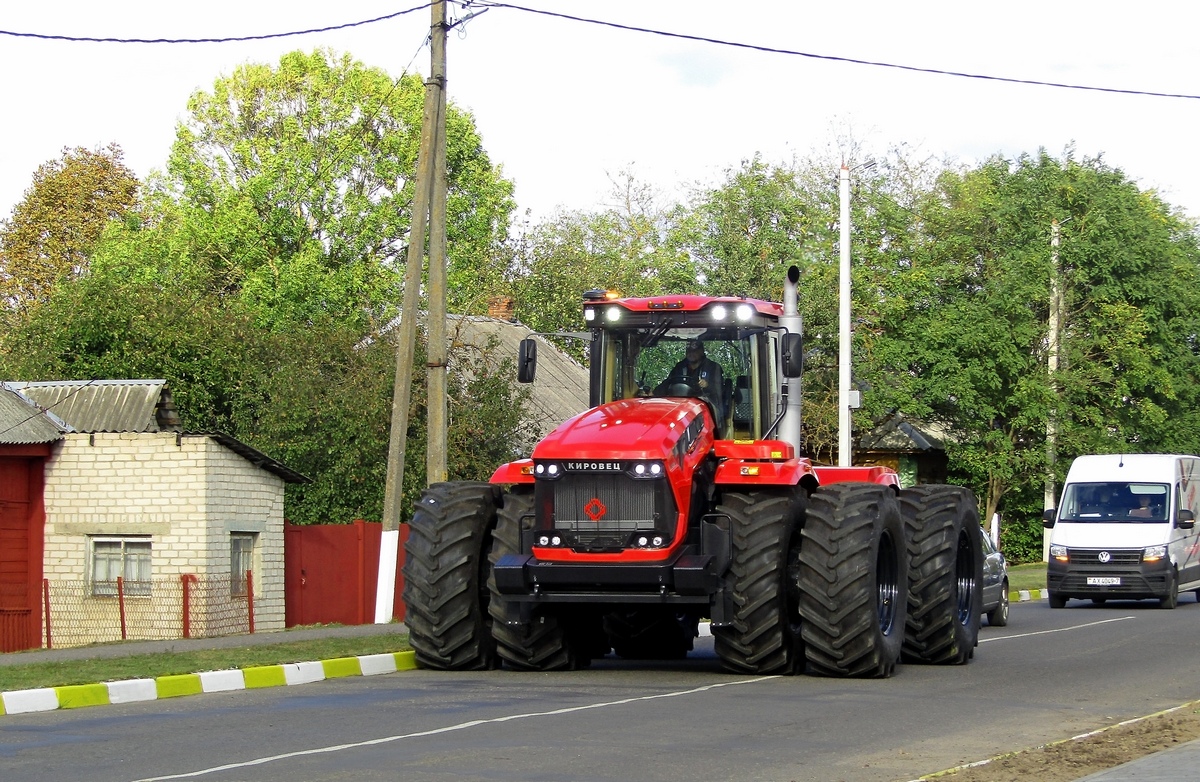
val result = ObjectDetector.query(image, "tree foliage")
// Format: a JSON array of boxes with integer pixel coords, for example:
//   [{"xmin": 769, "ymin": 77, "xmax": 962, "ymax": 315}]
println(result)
[
  {"xmin": 165, "ymin": 48, "xmax": 515, "ymax": 328},
  {"xmin": 0, "ymin": 49, "xmax": 528, "ymax": 525},
  {"xmin": 0, "ymin": 144, "xmax": 139, "ymax": 321}
]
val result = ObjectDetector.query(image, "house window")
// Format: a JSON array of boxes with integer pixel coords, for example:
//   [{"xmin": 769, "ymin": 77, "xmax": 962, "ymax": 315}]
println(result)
[
  {"xmin": 230, "ymin": 532, "xmax": 257, "ymax": 597},
  {"xmin": 91, "ymin": 537, "xmax": 152, "ymax": 597}
]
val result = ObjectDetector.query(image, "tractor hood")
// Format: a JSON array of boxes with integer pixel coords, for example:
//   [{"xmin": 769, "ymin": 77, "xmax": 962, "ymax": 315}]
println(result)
[{"xmin": 532, "ymin": 397, "xmax": 712, "ymax": 463}]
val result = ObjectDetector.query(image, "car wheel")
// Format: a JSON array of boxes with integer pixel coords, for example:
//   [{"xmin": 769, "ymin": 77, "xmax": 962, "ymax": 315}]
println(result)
[
  {"xmin": 1048, "ymin": 590, "xmax": 1068, "ymax": 609},
  {"xmin": 986, "ymin": 579, "xmax": 1009, "ymax": 627}
]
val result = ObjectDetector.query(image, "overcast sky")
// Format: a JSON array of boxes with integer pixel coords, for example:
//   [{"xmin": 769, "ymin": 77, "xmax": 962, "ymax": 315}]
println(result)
[{"xmin": 2, "ymin": 1, "xmax": 1198, "ymax": 228}]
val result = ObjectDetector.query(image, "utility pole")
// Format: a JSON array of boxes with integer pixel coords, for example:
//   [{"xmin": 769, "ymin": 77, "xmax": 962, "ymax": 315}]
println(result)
[
  {"xmin": 426, "ymin": 4, "xmax": 450, "ymax": 486},
  {"xmin": 377, "ymin": 0, "xmax": 448, "ymax": 622},
  {"xmin": 838, "ymin": 164, "xmax": 852, "ymax": 467},
  {"xmin": 1043, "ymin": 218, "xmax": 1064, "ymax": 562}
]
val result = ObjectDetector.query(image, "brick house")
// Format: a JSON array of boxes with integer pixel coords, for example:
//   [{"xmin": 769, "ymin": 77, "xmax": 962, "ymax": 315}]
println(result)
[{"xmin": 1, "ymin": 380, "xmax": 306, "ymax": 649}]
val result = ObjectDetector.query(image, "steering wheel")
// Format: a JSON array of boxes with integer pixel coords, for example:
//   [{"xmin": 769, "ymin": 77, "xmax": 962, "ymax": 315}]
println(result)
[{"xmin": 664, "ymin": 374, "xmax": 702, "ymax": 398}]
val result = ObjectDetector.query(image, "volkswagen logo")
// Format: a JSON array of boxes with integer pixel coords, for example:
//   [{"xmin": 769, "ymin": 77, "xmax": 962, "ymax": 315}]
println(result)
[{"xmin": 1098, "ymin": 551, "xmax": 1112, "ymax": 563}]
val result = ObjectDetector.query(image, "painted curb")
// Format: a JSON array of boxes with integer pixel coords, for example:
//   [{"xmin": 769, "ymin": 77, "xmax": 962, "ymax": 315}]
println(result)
[{"xmin": 0, "ymin": 650, "xmax": 415, "ymax": 717}]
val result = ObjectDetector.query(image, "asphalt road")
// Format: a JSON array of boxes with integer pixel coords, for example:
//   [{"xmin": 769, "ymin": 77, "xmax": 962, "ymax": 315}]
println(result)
[{"xmin": 4, "ymin": 597, "xmax": 1200, "ymax": 782}]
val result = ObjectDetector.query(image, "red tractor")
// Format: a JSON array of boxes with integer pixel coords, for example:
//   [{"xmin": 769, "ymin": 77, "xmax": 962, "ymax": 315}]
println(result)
[{"xmin": 403, "ymin": 266, "xmax": 983, "ymax": 677}]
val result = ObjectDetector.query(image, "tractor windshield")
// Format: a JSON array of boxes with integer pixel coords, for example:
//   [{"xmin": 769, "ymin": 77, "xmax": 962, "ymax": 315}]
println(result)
[{"xmin": 595, "ymin": 325, "xmax": 779, "ymax": 440}]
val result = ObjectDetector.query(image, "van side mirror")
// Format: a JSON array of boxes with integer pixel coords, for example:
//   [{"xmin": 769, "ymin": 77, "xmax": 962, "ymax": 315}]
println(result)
[
  {"xmin": 518, "ymin": 338, "xmax": 537, "ymax": 383},
  {"xmin": 781, "ymin": 332, "xmax": 804, "ymax": 378},
  {"xmin": 1042, "ymin": 508, "xmax": 1057, "ymax": 529},
  {"xmin": 1177, "ymin": 508, "xmax": 1195, "ymax": 530}
]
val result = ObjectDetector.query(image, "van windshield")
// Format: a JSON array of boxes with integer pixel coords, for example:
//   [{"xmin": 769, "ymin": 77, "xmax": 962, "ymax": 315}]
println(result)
[{"xmin": 1059, "ymin": 482, "xmax": 1169, "ymax": 523}]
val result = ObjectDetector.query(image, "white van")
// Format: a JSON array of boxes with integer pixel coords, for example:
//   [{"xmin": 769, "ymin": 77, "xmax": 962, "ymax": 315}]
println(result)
[{"xmin": 1043, "ymin": 454, "xmax": 1200, "ymax": 609}]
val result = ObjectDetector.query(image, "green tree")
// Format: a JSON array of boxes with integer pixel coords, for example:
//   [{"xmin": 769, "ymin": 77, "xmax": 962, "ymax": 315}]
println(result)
[
  {"xmin": 165, "ymin": 48, "xmax": 515, "ymax": 328},
  {"xmin": 507, "ymin": 172, "xmax": 695, "ymax": 345},
  {"xmin": 0, "ymin": 144, "xmax": 139, "ymax": 321},
  {"xmin": 863, "ymin": 149, "xmax": 1200, "ymax": 546}
]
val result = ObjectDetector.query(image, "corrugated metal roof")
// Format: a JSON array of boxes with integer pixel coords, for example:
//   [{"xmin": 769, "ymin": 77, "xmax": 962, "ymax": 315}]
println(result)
[
  {"xmin": 0, "ymin": 383, "xmax": 66, "ymax": 444},
  {"xmin": 6, "ymin": 379, "xmax": 175, "ymax": 433},
  {"xmin": 4, "ymin": 379, "xmax": 305, "ymax": 483}
]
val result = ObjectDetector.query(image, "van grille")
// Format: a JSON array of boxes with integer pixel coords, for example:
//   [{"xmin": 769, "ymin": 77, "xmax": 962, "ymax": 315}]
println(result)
[{"xmin": 1067, "ymin": 548, "xmax": 1142, "ymax": 565}]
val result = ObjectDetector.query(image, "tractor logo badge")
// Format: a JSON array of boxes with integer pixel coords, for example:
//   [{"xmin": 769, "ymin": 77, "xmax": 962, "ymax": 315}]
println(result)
[
  {"xmin": 584, "ymin": 498, "xmax": 607, "ymax": 521},
  {"xmin": 1098, "ymin": 551, "xmax": 1112, "ymax": 563}
]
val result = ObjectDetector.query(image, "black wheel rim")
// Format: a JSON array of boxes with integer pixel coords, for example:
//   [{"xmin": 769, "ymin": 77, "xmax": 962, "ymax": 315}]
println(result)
[
  {"xmin": 876, "ymin": 529, "xmax": 899, "ymax": 635},
  {"xmin": 955, "ymin": 532, "xmax": 976, "ymax": 625}
]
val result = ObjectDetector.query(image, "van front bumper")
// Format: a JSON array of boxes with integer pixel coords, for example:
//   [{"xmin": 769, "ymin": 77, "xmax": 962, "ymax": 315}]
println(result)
[{"xmin": 1047, "ymin": 551, "xmax": 1170, "ymax": 600}]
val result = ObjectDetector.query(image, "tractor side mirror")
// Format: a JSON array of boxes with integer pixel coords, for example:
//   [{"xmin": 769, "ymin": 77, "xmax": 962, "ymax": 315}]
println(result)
[
  {"xmin": 518, "ymin": 338, "xmax": 538, "ymax": 383},
  {"xmin": 781, "ymin": 332, "xmax": 804, "ymax": 378},
  {"xmin": 1041, "ymin": 508, "xmax": 1057, "ymax": 529},
  {"xmin": 1177, "ymin": 508, "xmax": 1195, "ymax": 530}
]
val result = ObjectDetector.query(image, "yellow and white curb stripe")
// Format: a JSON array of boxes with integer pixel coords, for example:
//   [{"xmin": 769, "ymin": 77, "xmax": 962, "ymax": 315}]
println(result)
[
  {"xmin": 0, "ymin": 650, "xmax": 416, "ymax": 716},
  {"xmin": 1017, "ymin": 589, "xmax": 1047, "ymax": 601}
]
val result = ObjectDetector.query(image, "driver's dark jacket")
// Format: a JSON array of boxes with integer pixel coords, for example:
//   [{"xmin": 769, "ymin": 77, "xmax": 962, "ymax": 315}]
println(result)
[{"xmin": 655, "ymin": 357, "xmax": 724, "ymax": 421}]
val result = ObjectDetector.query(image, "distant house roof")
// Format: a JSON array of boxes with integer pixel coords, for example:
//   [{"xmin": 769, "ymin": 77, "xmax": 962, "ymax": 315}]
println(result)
[
  {"xmin": 4, "ymin": 379, "xmax": 307, "ymax": 483},
  {"xmin": 858, "ymin": 413, "xmax": 949, "ymax": 453},
  {"xmin": 446, "ymin": 314, "xmax": 589, "ymax": 439},
  {"xmin": 0, "ymin": 383, "xmax": 67, "ymax": 445}
]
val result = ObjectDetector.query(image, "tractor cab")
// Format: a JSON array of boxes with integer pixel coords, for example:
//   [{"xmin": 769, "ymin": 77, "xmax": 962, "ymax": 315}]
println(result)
[{"xmin": 523, "ymin": 291, "xmax": 794, "ymax": 441}]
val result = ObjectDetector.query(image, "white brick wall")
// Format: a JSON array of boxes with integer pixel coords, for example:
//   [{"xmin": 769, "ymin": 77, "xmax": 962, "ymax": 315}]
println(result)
[{"xmin": 43, "ymin": 432, "xmax": 287, "ymax": 633}]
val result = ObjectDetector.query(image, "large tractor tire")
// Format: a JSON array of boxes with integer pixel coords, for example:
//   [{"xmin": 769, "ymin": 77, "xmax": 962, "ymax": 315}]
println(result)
[
  {"xmin": 798, "ymin": 483, "xmax": 907, "ymax": 678},
  {"xmin": 486, "ymin": 489, "xmax": 591, "ymax": 670},
  {"xmin": 402, "ymin": 481, "xmax": 500, "ymax": 670},
  {"xmin": 899, "ymin": 485, "xmax": 983, "ymax": 665},
  {"xmin": 712, "ymin": 489, "xmax": 807, "ymax": 675},
  {"xmin": 604, "ymin": 609, "xmax": 699, "ymax": 660}
]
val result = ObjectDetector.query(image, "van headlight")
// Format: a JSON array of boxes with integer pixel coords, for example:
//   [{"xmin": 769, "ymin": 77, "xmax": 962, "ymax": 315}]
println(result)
[
  {"xmin": 1143, "ymin": 545, "xmax": 1167, "ymax": 563},
  {"xmin": 1050, "ymin": 544, "xmax": 1069, "ymax": 562}
]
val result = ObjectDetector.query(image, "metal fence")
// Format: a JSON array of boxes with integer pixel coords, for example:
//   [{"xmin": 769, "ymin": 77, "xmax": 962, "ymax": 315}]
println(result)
[{"xmin": 41, "ymin": 572, "xmax": 255, "ymax": 649}]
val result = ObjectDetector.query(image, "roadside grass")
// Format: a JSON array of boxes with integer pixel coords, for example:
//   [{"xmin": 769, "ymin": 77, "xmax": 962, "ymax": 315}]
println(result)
[
  {"xmin": 1008, "ymin": 561, "xmax": 1047, "ymax": 593},
  {"xmin": 0, "ymin": 633, "xmax": 411, "ymax": 693}
]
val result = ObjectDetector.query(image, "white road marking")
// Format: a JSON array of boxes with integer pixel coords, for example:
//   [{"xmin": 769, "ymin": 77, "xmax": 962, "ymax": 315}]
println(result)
[
  {"xmin": 131, "ymin": 675, "xmax": 778, "ymax": 781},
  {"xmin": 979, "ymin": 615, "xmax": 1135, "ymax": 643}
]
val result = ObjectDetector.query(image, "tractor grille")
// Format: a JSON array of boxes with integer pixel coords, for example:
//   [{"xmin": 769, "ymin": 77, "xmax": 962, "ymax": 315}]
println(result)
[{"xmin": 549, "ymin": 474, "xmax": 668, "ymax": 549}]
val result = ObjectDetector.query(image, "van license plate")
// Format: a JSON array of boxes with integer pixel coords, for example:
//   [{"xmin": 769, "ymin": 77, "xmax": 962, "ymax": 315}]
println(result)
[{"xmin": 1087, "ymin": 577, "xmax": 1121, "ymax": 586}]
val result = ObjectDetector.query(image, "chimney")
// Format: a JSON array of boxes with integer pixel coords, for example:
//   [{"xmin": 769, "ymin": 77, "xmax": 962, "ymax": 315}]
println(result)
[{"xmin": 488, "ymin": 296, "xmax": 516, "ymax": 322}]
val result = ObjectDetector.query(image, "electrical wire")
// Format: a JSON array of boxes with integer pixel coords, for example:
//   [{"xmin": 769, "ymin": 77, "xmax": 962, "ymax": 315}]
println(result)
[
  {"xmin": 0, "ymin": 5, "xmax": 432, "ymax": 44},
  {"xmin": 473, "ymin": 1, "xmax": 1200, "ymax": 101},
  {"xmin": 2, "ymin": 2, "xmax": 1193, "ymax": 100}
]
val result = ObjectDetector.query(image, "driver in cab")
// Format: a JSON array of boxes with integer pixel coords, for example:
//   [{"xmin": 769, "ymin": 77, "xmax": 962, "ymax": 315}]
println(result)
[{"xmin": 654, "ymin": 339, "xmax": 725, "ymax": 423}]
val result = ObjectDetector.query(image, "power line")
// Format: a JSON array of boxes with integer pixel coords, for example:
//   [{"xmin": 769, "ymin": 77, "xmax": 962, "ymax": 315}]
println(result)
[
  {"xmin": 0, "ymin": 4, "xmax": 431, "ymax": 44},
  {"xmin": 472, "ymin": 1, "xmax": 1200, "ymax": 101},
  {"xmin": 3, "ymin": 3, "xmax": 1194, "ymax": 101}
]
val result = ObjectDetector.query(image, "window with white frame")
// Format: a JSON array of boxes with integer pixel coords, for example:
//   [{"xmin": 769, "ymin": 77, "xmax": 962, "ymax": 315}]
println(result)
[
  {"xmin": 91, "ymin": 537, "xmax": 152, "ymax": 597},
  {"xmin": 230, "ymin": 532, "xmax": 257, "ymax": 597}
]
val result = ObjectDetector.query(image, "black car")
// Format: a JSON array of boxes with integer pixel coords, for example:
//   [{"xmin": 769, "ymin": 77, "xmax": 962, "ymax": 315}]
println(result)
[{"xmin": 981, "ymin": 534, "xmax": 1010, "ymax": 626}]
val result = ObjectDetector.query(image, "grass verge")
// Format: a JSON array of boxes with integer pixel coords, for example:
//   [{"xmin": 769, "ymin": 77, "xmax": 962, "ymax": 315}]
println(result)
[
  {"xmin": 0, "ymin": 633, "xmax": 411, "ymax": 693},
  {"xmin": 1008, "ymin": 561, "xmax": 1047, "ymax": 593}
]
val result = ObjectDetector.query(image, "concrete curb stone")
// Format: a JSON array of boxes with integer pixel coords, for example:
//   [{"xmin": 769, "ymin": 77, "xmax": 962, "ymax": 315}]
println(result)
[{"xmin": 0, "ymin": 650, "xmax": 416, "ymax": 716}]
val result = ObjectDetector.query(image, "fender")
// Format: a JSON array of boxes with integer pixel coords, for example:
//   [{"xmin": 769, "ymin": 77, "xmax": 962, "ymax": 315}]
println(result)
[
  {"xmin": 490, "ymin": 458, "xmax": 535, "ymax": 485},
  {"xmin": 812, "ymin": 464, "xmax": 901, "ymax": 489}
]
